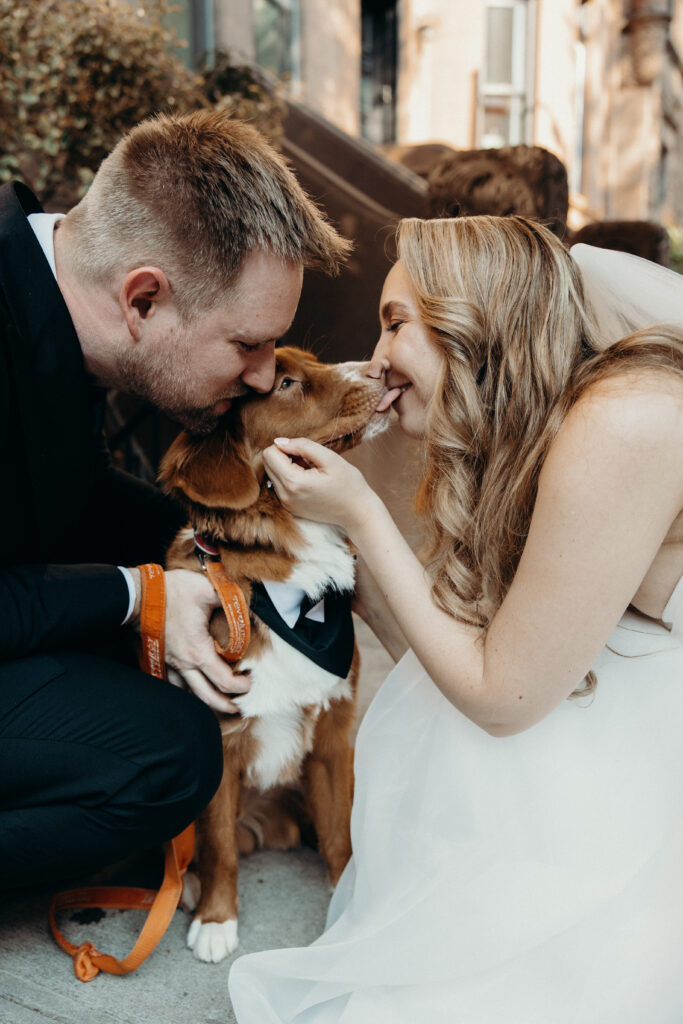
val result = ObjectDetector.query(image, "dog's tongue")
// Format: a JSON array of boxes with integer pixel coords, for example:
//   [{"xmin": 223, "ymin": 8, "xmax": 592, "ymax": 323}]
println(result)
[{"xmin": 376, "ymin": 387, "xmax": 404, "ymax": 413}]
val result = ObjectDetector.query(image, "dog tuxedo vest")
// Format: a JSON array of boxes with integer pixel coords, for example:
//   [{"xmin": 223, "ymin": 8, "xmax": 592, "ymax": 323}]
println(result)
[{"xmin": 250, "ymin": 581, "xmax": 355, "ymax": 678}]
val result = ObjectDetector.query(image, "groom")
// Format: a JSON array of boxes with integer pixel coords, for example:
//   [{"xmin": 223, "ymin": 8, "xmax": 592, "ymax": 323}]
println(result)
[{"xmin": 0, "ymin": 109, "xmax": 350, "ymax": 888}]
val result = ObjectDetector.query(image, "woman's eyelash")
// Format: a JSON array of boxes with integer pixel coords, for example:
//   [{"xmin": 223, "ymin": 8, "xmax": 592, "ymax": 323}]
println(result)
[{"xmin": 387, "ymin": 320, "xmax": 405, "ymax": 333}]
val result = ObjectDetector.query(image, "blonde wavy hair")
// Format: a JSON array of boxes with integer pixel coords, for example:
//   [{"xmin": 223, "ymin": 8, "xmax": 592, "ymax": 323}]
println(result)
[{"xmin": 398, "ymin": 216, "xmax": 683, "ymax": 668}]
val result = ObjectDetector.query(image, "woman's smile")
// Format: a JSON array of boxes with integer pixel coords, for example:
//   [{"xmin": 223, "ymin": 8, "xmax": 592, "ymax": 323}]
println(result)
[
  {"xmin": 376, "ymin": 381, "xmax": 412, "ymax": 413},
  {"xmin": 372, "ymin": 261, "xmax": 443, "ymax": 437}
]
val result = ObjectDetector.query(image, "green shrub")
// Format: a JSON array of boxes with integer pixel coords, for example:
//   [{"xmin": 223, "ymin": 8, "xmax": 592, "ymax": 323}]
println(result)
[
  {"xmin": 202, "ymin": 49, "xmax": 286, "ymax": 147},
  {"xmin": 0, "ymin": 0, "xmax": 285, "ymax": 210}
]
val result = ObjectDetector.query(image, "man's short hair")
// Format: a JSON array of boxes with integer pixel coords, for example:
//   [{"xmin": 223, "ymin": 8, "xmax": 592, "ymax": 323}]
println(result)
[{"xmin": 61, "ymin": 109, "xmax": 351, "ymax": 318}]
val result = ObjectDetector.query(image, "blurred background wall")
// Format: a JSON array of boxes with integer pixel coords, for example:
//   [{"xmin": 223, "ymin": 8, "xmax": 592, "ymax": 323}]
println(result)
[{"xmin": 162, "ymin": 0, "xmax": 682, "ymax": 232}]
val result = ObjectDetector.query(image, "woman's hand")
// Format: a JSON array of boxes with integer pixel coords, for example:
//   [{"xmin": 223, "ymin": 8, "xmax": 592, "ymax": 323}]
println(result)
[{"xmin": 262, "ymin": 437, "xmax": 380, "ymax": 536}]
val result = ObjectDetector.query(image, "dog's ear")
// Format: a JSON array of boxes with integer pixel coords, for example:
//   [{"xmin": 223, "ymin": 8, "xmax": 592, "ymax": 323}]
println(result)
[{"xmin": 158, "ymin": 431, "xmax": 261, "ymax": 510}]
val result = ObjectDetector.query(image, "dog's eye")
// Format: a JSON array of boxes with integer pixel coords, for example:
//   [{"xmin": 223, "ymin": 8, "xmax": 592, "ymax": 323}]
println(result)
[{"xmin": 278, "ymin": 377, "xmax": 297, "ymax": 391}]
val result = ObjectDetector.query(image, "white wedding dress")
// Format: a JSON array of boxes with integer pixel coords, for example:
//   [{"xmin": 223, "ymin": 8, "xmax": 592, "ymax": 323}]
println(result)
[
  {"xmin": 229, "ymin": 579, "xmax": 683, "ymax": 1023},
  {"xmin": 230, "ymin": 247, "xmax": 683, "ymax": 1022}
]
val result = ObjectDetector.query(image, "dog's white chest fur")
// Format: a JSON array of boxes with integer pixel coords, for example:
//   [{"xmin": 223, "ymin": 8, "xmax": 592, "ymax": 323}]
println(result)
[{"xmin": 235, "ymin": 520, "xmax": 355, "ymax": 792}]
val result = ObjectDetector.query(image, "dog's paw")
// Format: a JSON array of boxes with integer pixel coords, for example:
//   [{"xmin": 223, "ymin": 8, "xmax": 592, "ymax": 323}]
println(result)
[
  {"xmin": 187, "ymin": 917, "xmax": 239, "ymax": 963},
  {"xmin": 180, "ymin": 871, "xmax": 201, "ymax": 912}
]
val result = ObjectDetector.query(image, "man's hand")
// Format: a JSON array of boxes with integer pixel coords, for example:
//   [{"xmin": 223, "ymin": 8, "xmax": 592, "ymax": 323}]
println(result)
[
  {"xmin": 164, "ymin": 568, "xmax": 251, "ymax": 713},
  {"xmin": 132, "ymin": 567, "xmax": 251, "ymax": 713}
]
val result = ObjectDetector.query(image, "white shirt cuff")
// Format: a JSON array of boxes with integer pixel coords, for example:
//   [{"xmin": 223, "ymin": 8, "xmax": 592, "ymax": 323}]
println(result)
[{"xmin": 117, "ymin": 566, "xmax": 137, "ymax": 625}]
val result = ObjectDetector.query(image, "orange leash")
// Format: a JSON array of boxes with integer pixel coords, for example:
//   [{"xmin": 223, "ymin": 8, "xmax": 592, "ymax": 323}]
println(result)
[
  {"xmin": 137, "ymin": 561, "xmax": 166, "ymax": 678},
  {"xmin": 203, "ymin": 559, "xmax": 251, "ymax": 662},
  {"xmin": 48, "ymin": 824, "xmax": 194, "ymax": 981},
  {"xmin": 48, "ymin": 564, "xmax": 195, "ymax": 981}
]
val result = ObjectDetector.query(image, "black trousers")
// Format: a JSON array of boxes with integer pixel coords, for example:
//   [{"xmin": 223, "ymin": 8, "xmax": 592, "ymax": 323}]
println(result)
[{"xmin": 0, "ymin": 648, "xmax": 223, "ymax": 889}]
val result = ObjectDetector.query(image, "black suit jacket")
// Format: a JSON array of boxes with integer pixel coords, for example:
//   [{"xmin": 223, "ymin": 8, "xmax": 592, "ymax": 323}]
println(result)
[{"xmin": 0, "ymin": 182, "xmax": 185, "ymax": 662}]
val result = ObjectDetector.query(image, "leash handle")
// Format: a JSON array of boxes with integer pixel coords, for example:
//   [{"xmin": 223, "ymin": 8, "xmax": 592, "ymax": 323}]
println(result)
[
  {"xmin": 48, "ymin": 825, "xmax": 194, "ymax": 981},
  {"xmin": 137, "ymin": 563, "xmax": 167, "ymax": 679},
  {"xmin": 49, "ymin": 564, "xmax": 194, "ymax": 982}
]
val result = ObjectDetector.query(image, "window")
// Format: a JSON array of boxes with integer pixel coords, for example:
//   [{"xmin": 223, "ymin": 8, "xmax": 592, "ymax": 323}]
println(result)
[
  {"xmin": 572, "ymin": 3, "xmax": 587, "ymax": 194},
  {"xmin": 361, "ymin": 0, "xmax": 398, "ymax": 146},
  {"xmin": 253, "ymin": 0, "xmax": 300, "ymax": 81},
  {"xmin": 479, "ymin": 0, "xmax": 536, "ymax": 148},
  {"xmin": 162, "ymin": 0, "xmax": 214, "ymax": 68}
]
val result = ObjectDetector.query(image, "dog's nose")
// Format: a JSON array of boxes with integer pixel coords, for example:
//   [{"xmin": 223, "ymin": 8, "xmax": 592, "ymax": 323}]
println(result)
[{"xmin": 366, "ymin": 357, "xmax": 390, "ymax": 380}]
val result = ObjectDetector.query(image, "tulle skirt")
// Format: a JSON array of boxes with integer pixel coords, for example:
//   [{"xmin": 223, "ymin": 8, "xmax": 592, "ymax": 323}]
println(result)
[{"xmin": 229, "ymin": 595, "xmax": 683, "ymax": 1023}]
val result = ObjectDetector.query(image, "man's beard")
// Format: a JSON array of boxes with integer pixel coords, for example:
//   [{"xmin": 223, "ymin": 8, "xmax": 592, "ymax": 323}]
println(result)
[{"xmin": 114, "ymin": 333, "xmax": 244, "ymax": 435}]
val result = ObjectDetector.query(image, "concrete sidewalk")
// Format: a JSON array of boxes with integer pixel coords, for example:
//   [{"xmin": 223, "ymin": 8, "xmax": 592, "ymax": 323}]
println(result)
[{"xmin": 0, "ymin": 618, "xmax": 394, "ymax": 1024}]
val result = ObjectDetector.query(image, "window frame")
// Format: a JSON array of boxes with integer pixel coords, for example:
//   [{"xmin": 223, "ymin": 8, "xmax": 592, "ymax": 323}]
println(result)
[
  {"xmin": 478, "ymin": 0, "xmax": 537, "ymax": 149},
  {"xmin": 252, "ymin": 0, "xmax": 301, "ymax": 85}
]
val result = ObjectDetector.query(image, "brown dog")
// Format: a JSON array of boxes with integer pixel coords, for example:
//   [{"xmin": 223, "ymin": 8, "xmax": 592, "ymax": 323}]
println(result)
[{"xmin": 159, "ymin": 347, "xmax": 390, "ymax": 962}]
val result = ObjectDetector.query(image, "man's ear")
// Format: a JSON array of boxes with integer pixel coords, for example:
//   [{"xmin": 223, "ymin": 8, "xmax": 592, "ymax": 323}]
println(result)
[
  {"xmin": 119, "ymin": 267, "xmax": 171, "ymax": 341},
  {"xmin": 158, "ymin": 430, "xmax": 261, "ymax": 511}
]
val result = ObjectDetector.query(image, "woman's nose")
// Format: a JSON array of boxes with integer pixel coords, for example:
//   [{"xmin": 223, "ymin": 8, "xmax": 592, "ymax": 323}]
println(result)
[{"xmin": 366, "ymin": 353, "xmax": 390, "ymax": 379}]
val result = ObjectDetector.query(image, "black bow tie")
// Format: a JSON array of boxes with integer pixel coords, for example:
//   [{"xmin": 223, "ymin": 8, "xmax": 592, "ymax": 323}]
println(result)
[{"xmin": 250, "ymin": 583, "xmax": 355, "ymax": 678}]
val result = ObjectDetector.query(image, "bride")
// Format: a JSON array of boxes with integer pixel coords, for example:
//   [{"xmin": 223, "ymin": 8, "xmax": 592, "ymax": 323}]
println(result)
[{"xmin": 229, "ymin": 215, "xmax": 683, "ymax": 1023}]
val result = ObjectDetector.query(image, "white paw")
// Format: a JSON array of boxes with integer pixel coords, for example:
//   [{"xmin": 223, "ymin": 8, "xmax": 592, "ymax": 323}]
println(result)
[
  {"xmin": 180, "ymin": 871, "xmax": 201, "ymax": 912},
  {"xmin": 187, "ymin": 917, "xmax": 239, "ymax": 963}
]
